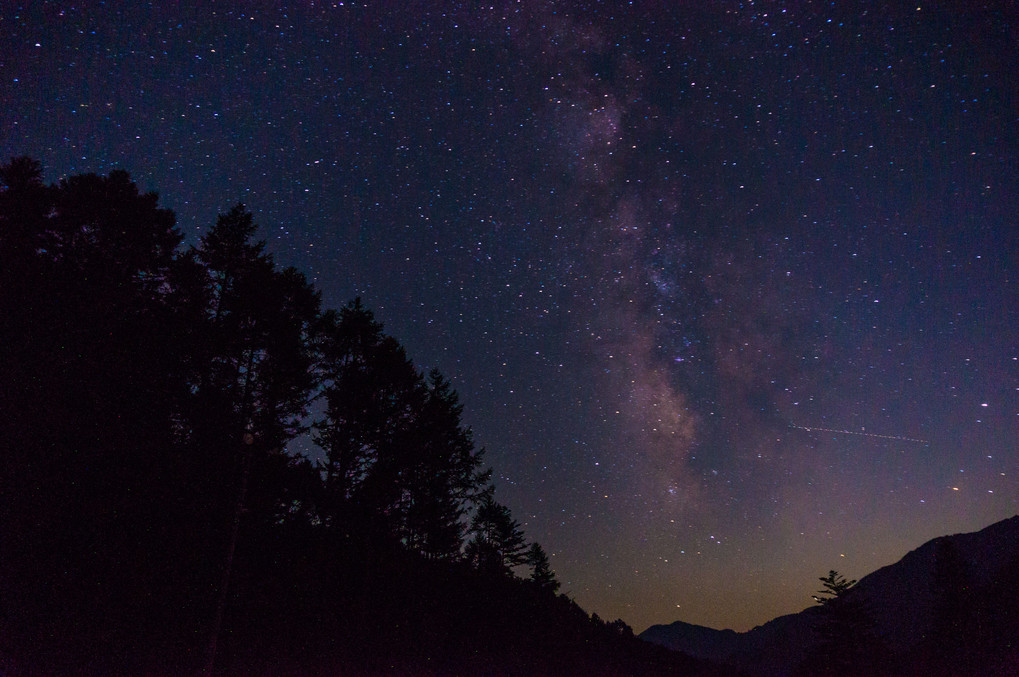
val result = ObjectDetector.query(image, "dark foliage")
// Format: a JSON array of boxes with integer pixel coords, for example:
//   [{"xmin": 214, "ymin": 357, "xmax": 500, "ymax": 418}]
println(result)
[
  {"xmin": 0, "ymin": 158, "xmax": 723, "ymax": 676},
  {"xmin": 796, "ymin": 570, "xmax": 893, "ymax": 676},
  {"xmin": 465, "ymin": 493, "xmax": 529, "ymax": 576},
  {"xmin": 527, "ymin": 542, "xmax": 561, "ymax": 594},
  {"xmin": 314, "ymin": 302, "xmax": 489, "ymax": 560},
  {"xmin": 0, "ymin": 158, "xmax": 198, "ymax": 673}
]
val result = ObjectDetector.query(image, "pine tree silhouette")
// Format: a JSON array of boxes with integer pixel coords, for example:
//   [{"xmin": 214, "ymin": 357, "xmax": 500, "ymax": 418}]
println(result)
[
  {"xmin": 527, "ymin": 542, "xmax": 561, "ymax": 593},
  {"xmin": 797, "ymin": 570, "xmax": 891, "ymax": 676}
]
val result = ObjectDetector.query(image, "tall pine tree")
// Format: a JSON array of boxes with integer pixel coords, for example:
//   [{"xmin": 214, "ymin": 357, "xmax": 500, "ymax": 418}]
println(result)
[
  {"xmin": 190, "ymin": 204, "xmax": 321, "ymax": 672},
  {"xmin": 401, "ymin": 369, "xmax": 490, "ymax": 559},
  {"xmin": 314, "ymin": 299, "xmax": 422, "ymax": 532},
  {"xmin": 466, "ymin": 494, "xmax": 529, "ymax": 575}
]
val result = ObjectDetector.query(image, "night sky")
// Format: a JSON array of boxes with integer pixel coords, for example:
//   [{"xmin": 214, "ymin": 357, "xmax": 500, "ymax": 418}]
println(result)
[{"xmin": 4, "ymin": 2, "xmax": 1016, "ymax": 633}]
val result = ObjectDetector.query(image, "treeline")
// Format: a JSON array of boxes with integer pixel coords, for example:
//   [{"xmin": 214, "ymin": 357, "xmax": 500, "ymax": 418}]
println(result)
[{"xmin": 0, "ymin": 158, "xmax": 716, "ymax": 676}]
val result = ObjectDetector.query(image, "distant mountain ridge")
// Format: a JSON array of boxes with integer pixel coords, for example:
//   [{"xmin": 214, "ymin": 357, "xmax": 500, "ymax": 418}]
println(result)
[{"xmin": 640, "ymin": 515, "xmax": 1019, "ymax": 676}]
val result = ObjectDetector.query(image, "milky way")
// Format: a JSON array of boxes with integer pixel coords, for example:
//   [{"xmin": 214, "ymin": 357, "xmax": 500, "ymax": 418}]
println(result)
[{"xmin": 3, "ymin": 1, "xmax": 1015, "ymax": 631}]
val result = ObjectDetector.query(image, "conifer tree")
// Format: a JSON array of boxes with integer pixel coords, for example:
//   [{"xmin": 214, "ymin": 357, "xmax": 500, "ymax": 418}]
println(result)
[
  {"xmin": 812, "ymin": 570, "xmax": 857, "ymax": 606},
  {"xmin": 798, "ymin": 570, "xmax": 889, "ymax": 676},
  {"xmin": 466, "ymin": 494, "xmax": 528, "ymax": 575},
  {"xmin": 401, "ymin": 369, "xmax": 490, "ymax": 559},
  {"xmin": 527, "ymin": 542, "xmax": 560, "ymax": 593},
  {"xmin": 313, "ymin": 299, "xmax": 422, "ymax": 529},
  {"xmin": 0, "ymin": 158, "xmax": 196, "ymax": 669},
  {"xmin": 191, "ymin": 204, "xmax": 320, "ymax": 672},
  {"xmin": 314, "ymin": 302, "xmax": 490, "ymax": 556}
]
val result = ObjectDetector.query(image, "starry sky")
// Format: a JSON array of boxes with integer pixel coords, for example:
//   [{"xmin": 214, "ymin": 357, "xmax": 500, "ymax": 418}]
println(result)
[{"xmin": 4, "ymin": 1, "xmax": 1016, "ymax": 633}]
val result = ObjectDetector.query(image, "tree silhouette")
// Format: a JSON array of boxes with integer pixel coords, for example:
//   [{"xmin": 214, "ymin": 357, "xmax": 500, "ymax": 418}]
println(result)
[
  {"xmin": 190, "ymin": 204, "xmax": 321, "ymax": 672},
  {"xmin": 0, "ymin": 156, "xmax": 51, "ymax": 294},
  {"xmin": 466, "ymin": 494, "xmax": 529, "ymax": 575},
  {"xmin": 527, "ymin": 542, "xmax": 560, "ymax": 593},
  {"xmin": 797, "ymin": 569, "xmax": 890, "ymax": 676},
  {"xmin": 314, "ymin": 302, "xmax": 489, "ymax": 556},
  {"xmin": 314, "ymin": 299, "xmax": 423, "ymax": 531},
  {"xmin": 192, "ymin": 205, "xmax": 320, "ymax": 455},
  {"xmin": 812, "ymin": 569, "xmax": 857, "ymax": 606},
  {"xmin": 400, "ymin": 369, "xmax": 490, "ymax": 559},
  {"xmin": 0, "ymin": 158, "xmax": 197, "ymax": 672}
]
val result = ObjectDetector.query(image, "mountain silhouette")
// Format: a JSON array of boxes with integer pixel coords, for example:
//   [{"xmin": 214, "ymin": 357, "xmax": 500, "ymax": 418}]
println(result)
[{"xmin": 640, "ymin": 515, "xmax": 1019, "ymax": 676}]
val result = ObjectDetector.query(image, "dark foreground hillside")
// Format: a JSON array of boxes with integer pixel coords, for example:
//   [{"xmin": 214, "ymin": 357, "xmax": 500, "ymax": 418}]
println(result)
[
  {"xmin": 196, "ymin": 527, "xmax": 731, "ymax": 676},
  {"xmin": 2, "ymin": 517, "xmax": 726, "ymax": 676}
]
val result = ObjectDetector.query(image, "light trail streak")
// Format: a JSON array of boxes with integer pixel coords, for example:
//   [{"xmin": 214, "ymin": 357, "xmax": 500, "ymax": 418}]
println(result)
[{"xmin": 791, "ymin": 425, "xmax": 929, "ymax": 445}]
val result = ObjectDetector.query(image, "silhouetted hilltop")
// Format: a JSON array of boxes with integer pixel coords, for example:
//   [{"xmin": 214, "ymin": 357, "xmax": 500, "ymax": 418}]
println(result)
[{"xmin": 640, "ymin": 515, "xmax": 1019, "ymax": 676}]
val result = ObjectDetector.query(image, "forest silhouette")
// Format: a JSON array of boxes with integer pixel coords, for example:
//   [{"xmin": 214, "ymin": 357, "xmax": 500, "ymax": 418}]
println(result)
[{"xmin": 0, "ymin": 158, "xmax": 725, "ymax": 676}]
